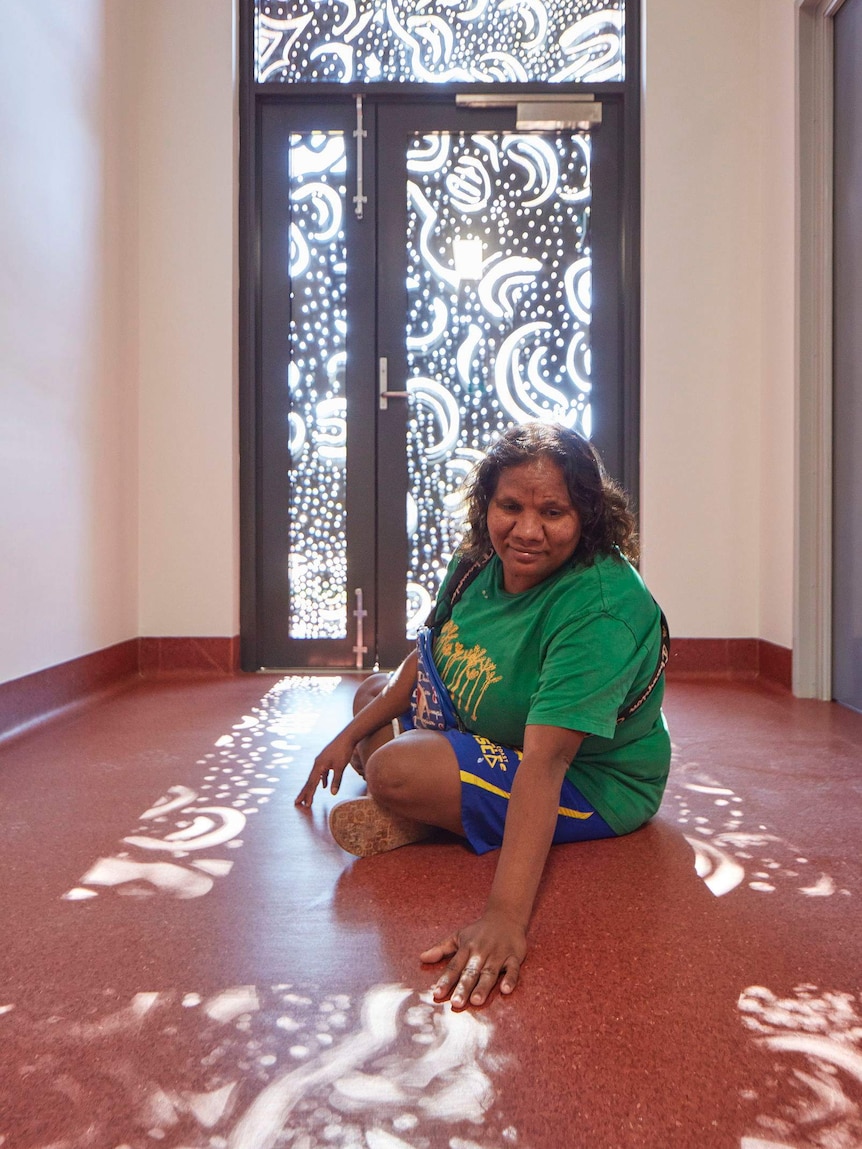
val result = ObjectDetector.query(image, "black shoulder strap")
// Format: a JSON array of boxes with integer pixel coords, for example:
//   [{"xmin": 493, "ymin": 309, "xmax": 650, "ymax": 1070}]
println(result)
[
  {"xmin": 424, "ymin": 550, "xmax": 494, "ymax": 630},
  {"xmin": 616, "ymin": 609, "xmax": 671, "ymax": 724}
]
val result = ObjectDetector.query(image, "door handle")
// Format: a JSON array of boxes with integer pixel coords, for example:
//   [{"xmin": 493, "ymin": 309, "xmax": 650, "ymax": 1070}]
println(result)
[{"xmin": 378, "ymin": 357, "xmax": 408, "ymax": 410}]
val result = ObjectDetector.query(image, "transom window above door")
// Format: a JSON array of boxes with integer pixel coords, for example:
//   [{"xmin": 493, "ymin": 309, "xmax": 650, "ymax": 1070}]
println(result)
[{"xmin": 254, "ymin": 0, "xmax": 626, "ymax": 85}]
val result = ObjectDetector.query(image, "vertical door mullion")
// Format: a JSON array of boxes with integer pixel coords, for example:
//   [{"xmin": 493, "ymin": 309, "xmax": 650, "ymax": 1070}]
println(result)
[{"xmin": 345, "ymin": 100, "xmax": 379, "ymax": 668}]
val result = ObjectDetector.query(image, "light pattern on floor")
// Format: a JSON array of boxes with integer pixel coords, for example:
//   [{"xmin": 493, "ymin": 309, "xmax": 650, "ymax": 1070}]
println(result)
[
  {"xmin": 665, "ymin": 745, "xmax": 851, "ymax": 901},
  {"xmin": 62, "ymin": 677, "xmax": 341, "ymax": 902},
  {"xmin": 0, "ymin": 982, "xmax": 521, "ymax": 1149},
  {"xmin": 738, "ymin": 984, "xmax": 862, "ymax": 1148}
]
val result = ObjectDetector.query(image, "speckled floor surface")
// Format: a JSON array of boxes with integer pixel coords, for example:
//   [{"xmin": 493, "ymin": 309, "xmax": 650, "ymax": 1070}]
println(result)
[{"xmin": 0, "ymin": 673, "xmax": 860, "ymax": 1149}]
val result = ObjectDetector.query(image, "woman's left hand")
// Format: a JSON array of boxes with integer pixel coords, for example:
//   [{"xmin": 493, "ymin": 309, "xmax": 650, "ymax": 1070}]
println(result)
[
  {"xmin": 420, "ymin": 910, "xmax": 527, "ymax": 1009},
  {"xmin": 294, "ymin": 731, "xmax": 358, "ymax": 808}
]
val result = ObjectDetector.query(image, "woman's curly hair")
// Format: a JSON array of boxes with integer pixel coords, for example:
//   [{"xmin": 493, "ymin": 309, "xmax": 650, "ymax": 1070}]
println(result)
[{"xmin": 460, "ymin": 422, "xmax": 639, "ymax": 567}]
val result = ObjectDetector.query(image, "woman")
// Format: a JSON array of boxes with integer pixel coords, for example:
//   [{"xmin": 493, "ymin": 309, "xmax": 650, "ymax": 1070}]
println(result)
[{"xmin": 296, "ymin": 423, "xmax": 670, "ymax": 1010}]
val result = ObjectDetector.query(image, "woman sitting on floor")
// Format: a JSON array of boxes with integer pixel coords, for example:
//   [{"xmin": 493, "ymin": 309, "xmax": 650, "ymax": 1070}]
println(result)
[{"xmin": 296, "ymin": 422, "xmax": 671, "ymax": 1010}]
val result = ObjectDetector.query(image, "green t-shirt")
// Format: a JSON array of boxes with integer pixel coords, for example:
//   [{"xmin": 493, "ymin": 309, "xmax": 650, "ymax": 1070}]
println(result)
[{"xmin": 432, "ymin": 551, "xmax": 671, "ymax": 835}]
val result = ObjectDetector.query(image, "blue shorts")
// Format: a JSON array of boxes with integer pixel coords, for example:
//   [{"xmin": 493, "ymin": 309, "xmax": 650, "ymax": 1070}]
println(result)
[{"xmin": 402, "ymin": 711, "xmax": 616, "ymax": 855}]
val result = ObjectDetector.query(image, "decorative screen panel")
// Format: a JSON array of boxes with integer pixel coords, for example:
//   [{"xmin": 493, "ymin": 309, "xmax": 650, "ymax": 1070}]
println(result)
[
  {"xmin": 404, "ymin": 131, "xmax": 592, "ymax": 635},
  {"xmin": 285, "ymin": 133, "xmax": 349, "ymax": 639},
  {"xmin": 256, "ymin": 1, "xmax": 624, "ymax": 85}
]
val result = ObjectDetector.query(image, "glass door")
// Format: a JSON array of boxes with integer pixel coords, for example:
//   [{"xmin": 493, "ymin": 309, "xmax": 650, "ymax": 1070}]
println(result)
[
  {"xmin": 374, "ymin": 99, "xmax": 623, "ymax": 667},
  {"xmin": 255, "ymin": 95, "xmax": 624, "ymax": 669},
  {"xmin": 257, "ymin": 100, "xmax": 378, "ymax": 669}
]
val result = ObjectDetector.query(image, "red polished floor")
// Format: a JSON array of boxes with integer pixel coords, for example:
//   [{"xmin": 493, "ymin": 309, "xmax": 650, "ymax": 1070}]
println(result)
[{"xmin": 0, "ymin": 673, "xmax": 860, "ymax": 1148}]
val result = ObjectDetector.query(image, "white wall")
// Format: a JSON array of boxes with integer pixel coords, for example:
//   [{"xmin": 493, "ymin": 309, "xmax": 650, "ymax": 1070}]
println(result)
[
  {"xmin": 136, "ymin": 0, "xmax": 239, "ymax": 639},
  {"xmin": 0, "ymin": 0, "xmax": 238, "ymax": 688},
  {"xmin": 757, "ymin": 0, "xmax": 797, "ymax": 649},
  {"xmin": 641, "ymin": 0, "xmax": 796, "ymax": 647},
  {"xmin": 0, "ymin": 0, "xmax": 139, "ymax": 684}
]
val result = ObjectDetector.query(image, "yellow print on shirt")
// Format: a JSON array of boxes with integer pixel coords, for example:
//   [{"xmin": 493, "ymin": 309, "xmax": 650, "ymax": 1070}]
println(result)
[
  {"xmin": 474, "ymin": 735, "xmax": 522, "ymax": 773},
  {"xmin": 436, "ymin": 619, "xmax": 502, "ymax": 722}
]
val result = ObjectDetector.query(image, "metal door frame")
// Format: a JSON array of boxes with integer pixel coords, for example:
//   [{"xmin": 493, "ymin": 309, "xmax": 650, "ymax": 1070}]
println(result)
[{"xmin": 238, "ymin": 2, "xmax": 642, "ymax": 671}]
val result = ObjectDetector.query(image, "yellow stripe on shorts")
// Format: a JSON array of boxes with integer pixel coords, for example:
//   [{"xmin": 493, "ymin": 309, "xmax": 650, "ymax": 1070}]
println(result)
[
  {"xmin": 459, "ymin": 771, "xmax": 593, "ymax": 820},
  {"xmin": 557, "ymin": 804, "xmax": 594, "ymax": 821},
  {"xmin": 460, "ymin": 770, "xmax": 510, "ymax": 800}
]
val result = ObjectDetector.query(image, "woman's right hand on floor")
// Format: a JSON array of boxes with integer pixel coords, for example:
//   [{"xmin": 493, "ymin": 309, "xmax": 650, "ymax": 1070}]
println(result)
[
  {"xmin": 294, "ymin": 732, "xmax": 357, "ymax": 807},
  {"xmin": 420, "ymin": 909, "xmax": 527, "ymax": 1009}
]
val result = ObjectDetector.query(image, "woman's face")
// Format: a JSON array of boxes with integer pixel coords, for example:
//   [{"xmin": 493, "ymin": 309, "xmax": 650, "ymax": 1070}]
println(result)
[{"xmin": 486, "ymin": 457, "xmax": 582, "ymax": 594}]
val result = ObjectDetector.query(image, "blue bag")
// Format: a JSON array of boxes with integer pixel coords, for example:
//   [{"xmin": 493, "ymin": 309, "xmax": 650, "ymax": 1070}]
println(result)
[{"xmin": 411, "ymin": 626, "xmax": 464, "ymax": 732}]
